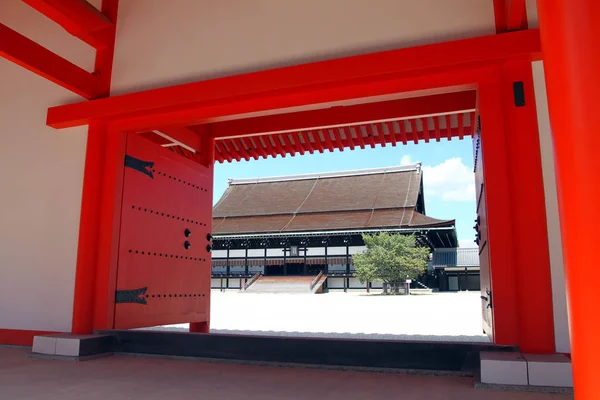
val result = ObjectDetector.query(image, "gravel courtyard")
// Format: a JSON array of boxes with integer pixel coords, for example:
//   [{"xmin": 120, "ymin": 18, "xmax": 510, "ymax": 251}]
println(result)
[{"xmin": 154, "ymin": 290, "xmax": 489, "ymax": 342}]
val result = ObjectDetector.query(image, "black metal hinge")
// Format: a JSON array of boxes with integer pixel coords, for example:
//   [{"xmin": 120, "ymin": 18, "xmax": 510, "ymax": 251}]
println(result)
[
  {"xmin": 125, "ymin": 155, "xmax": 154, "ymax": 178},
  {"xmin": 480, "ymin": 289, "xmax": 493, "ymax": 309},
  {"xmin": 116, "ymin": 287, "xmax": 148, "ymax": 305}
]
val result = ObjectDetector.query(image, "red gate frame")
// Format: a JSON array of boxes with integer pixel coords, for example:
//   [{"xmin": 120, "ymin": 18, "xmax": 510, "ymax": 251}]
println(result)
[{"xmin": 60, "ymin": 29, "xmax": 555, "ymax": 353}]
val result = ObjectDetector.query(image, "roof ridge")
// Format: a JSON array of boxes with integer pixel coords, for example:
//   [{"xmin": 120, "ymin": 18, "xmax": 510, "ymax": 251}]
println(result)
[
  {"xmin": 213, "ymin": 206, "xmax": 416, "ymax": 219},
  {"xmin": 227, "ymin": 164, "xmax": 421, "ymax": 185}
]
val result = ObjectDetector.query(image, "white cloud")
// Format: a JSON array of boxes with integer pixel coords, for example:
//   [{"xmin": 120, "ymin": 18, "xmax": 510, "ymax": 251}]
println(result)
[
  {"xmin": 402, "ymin": 156, "xmax": 475, "ymax": 202},
  {"xmin": 400, "ymin": 155, "xmax": 415, "ymax": 166},
  {"xmin": 459, "ymin": 239, "xmax": 477, "ymax": 248}
]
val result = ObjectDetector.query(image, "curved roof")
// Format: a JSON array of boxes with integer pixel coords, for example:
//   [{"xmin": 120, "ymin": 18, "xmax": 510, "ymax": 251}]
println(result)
[
  {"xmin": 212, "ymin": 165, "xmax": 455, "ymax": 235},
  {"xmin": 214, "ymin": 165, "xmax": 423, "ymax": 217}
]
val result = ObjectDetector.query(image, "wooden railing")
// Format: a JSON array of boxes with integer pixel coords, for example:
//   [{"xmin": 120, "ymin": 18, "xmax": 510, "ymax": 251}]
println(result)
[
  {"xmin": 309, "ymin": 271, "xmax": 324, "ymax": 291},
  {"xmin": 243, "ymin": 272, "xmax": 261, "ymax": 290}
]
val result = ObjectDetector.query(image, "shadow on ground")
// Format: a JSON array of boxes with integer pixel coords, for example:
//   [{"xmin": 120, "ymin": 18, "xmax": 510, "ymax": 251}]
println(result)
[{"xmin": 139, "ymin": 326, "xmax": 490, "ymax": 343}]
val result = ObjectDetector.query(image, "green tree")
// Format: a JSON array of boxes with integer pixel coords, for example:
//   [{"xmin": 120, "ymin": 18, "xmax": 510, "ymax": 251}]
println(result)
[{"xmin": 353, "ymin": 233, "xmax": 430, "ymax": 294}]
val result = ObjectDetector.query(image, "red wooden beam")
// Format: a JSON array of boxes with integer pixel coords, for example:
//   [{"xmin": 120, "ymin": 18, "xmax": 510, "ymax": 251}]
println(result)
[
  {"xmin": 445, "ymin": 114, "xmax": 452, "ymax": 140},
  {"xmin": 409, "ymin": 119, "xmax": 419, "ymax": 144},
  {"xmin": 398, "ymin": 121, "xmax": 408, "ymax": 145},
  {"xmin": 372, "ymin": 124, "xmax": 386, "ymax": 147},
  {"xmin": 352, "ymin": 126, "xmax": 365, "ymax": 149},
  {"xmin": 239, "ymin": 138, "xmax": 259, "ymax": 160},
  {"xmin": 319, "ymin": 130, "xmax": 334, "ymax": 153},
  {"xmin": 258, "ymin": 135, "xmax": 278, "ymax": 159},
  {"xmin": 365, "ymin": 125, "xmax": 377, "ymax": 148},
  {"xmin": 340, "ymin": 127, "xmax": 355, "ymax": 151},
  {"xmin": 232, "ymin": 138, "xmax": 252, "ymax": 161},
  {"xmin": 210, "ymin": 91, "xmax": 475, "ymax": 139},
  {"xmin": 139, "ymin": 131, "xmax": 171, "ymax": 146},
  {"xmin": 214, "ymin": 142, "xmax": 231, "ymax": 163},
  {"xmin": 224, "ymin": 140, "xmax": 242, "ymax": 162},
  {"xmin": 331, "ymin": 128, "xmax": 345, "ymax": 152},
  {"xmin": 433, "ymin": 116, "xmax": 441, "ymax": 142},
  {"xmin": 248, "ymin": 137, "xmax": 268, "ymax": 159},
  {"xmin": 22, "ymin": 0, "xmax": 114, "ymax": 49},
  {"xmin": 308, "ymin": 131, "xmax": 324, "ymax": 153},
  {"xmin": 458, "ymin": 113, "xmax": 465, "ymax": 140},
  {"xmin": 291, "ymin": 133, "xmax": 305, "ymax": 155},
  {"xmin": 153, "ymin": 126, "xmax": 201, "ymax": 153},
  {"xmin": 0, "ymin": 23, "xmax": 102, "ymax": 99},
  {"xmin": 298, "ymin": 132, "xmax": 314, "ymax": 154},
  {"xmin": 278, "ymin": 134, "xmax": 296, "ymax": 156},
  {"xmin": 47, "ymin": 30, "xmax": 541, "ymax": 129},
  {"xmin": 421, "ymin": 118, "xmax": 430, "ymax": 143},
  {"xmin": 385, "ymin": 122, "xmax": 397, "ymax": 147},
  {"xmin": 270, "ymin": 135, "xmax": 286, "ymax": 157},
  {"xmin": 494, "ymin": 0, "xmax": 527, "ymax": 33}
]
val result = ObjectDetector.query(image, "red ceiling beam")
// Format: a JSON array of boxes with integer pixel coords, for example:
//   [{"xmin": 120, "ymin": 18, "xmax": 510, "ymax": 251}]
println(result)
[
  {"xmin": 353, "ymin": 126, "xmax": 366, "ymax": 149},
  {"xmin": 212, "ymin": 122, "xmax": 476, "ymax": 163},
  {"xmin": 139, "ymin": 131, "xmax": 171, "ymax": 146},
  {"xmin": 153, "ymin": 126, "xmax": 201, "ymax": 153},
  {"xmin": 445, "ymin": 115, "xmax": 453, "ymax": 141},
  {"xmin": 331, "ymin": 128, "xmax": 345, "ymax": 152},
  {"xmin": 210, "ymin": 91, "xmax": 475, "ymax": 139},
  {"xmin": 386, "ymin": 122, "xmax": 397, "ymax": 147},
  {"xmin": 47, "ymin": 29, "xmax": 541, "ymax": 129},
  {"xmin": 494, "ymin": 0, "xmax": 527, "ymax": 33},
  {"xmin": 421, "ymin": 118, "xmax": 430, "ymax": 143},
  {"xmin": 22, "ymin": 0, "xmax": 114, "ymax": 49},
  {"xmin": 340, "ymin": 127, "xmax": 355, "ymax": 151},
  {"xmin": 409, "ymin": 119, "xmax": 419, "ymax": 144},
  {"xmin": 239, "ymin": 138, "xmax": 260, "ymax": 160},
  {"xmin": 298, "ymin": 132, "xmax": 314, "ymax": 154},
  {"xmin": 0, "ymin": 23, "xmax": 103, "ymax": 99},
  {"xmin": 290, "ymin": 133, "xmax": 305, "ymax": 155},
  {"xmin": 398, "ymin": 121, "xmax": 408, "ymax": 145},
  {"xmin": 308, "ymin": 131, "xmax": 325, "ymax": 153},
  {"xmin": 433, "ymin": 117, "xmax": 441, "ymax": 142},
  {"xmin": 373, "ymin": 124, "xmax": 386, "ymax": 147}
]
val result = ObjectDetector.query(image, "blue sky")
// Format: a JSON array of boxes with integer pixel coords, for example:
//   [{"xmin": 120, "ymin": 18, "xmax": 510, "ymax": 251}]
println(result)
[{"xmin": 213, "ymin": 139, "xmax": 477, "ymax": 248}]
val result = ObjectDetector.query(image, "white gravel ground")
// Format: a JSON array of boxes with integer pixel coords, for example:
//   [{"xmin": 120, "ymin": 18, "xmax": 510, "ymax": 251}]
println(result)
[{"xmin": 150, "ymin": 290, "xmax": 490, "ymax": 343}]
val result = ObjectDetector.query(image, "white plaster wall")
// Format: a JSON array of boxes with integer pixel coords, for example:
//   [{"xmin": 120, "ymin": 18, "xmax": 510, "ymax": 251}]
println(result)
[
  {"xmin": 212, "ymin": 250, "xmax": 227, "ymax": 258},
  {"xmin": 306, "ymin": 247, "xmax": 325, "ymax": 256},
  {"xmin": 328, "ymin": 278, "xmax": 345, "ymax": 289},
  {"xmin": 349, "ymin": 246, "xmax": 367, "ymax": 255},
  {"xmin": 248, "ymin": 249, "xmax": 265, "ymax": 257},
  {"xmin": 110, "ymin": 0, "xmax": 495, "ymax": 95},
  {"xmin": 326, "ymin": 247, "xmax": 347, "ymax": 256},
  {"xmin": 349, "ymin": 278, "xmax": 362, "ymax": 287},
  {"xmin": 531, "ymin": 61, "xmax": 570, "ymax": 353},
  {"xmin": 267, "ymin": 248, "xmax": 284, "ymax": 257},
  {"xmin": 0, "ymin": 2, "xmax": 94, "ymax": 332},
  {"xmin": 228, "ymin": 249, "xmax": 246, "ymax": 257}
]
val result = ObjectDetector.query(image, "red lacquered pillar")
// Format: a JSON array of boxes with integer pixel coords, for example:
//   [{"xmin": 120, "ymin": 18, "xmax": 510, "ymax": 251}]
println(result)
[{"xmin": 537, "ymin": 1, "xmax": 600, "ymax": 398}]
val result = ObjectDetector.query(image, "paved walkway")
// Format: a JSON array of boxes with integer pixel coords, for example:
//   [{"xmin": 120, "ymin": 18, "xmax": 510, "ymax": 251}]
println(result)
[
  {"xmin": 0, "ymin": 347, "xmax": 570, "ymax": 400},
  {"xmin": 154, "ymin": 291, "xmax": 490, "ymax": 342}
]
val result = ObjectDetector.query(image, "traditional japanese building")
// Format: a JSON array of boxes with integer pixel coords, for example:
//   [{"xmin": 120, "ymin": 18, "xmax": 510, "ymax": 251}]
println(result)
[
  {"xmin": 432, "ymin": 247, "xmax": 481, "ymax": 291},
  {"xmin": 210, "ymin": 164, "xmax": 458, "ymax": 290}
]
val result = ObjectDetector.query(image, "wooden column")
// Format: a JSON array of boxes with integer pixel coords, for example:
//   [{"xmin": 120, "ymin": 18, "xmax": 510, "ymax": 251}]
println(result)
[
  {"xmin": 537, "ymin": 1, "xmax": 600, "ymax": 396},
  {"xmin": 244, "ymin": 247, "xmax": 249, "ymax": 276},
  {"xmin": 226, "ymin": 247, "xmax": 230, "ymax": 289}
]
